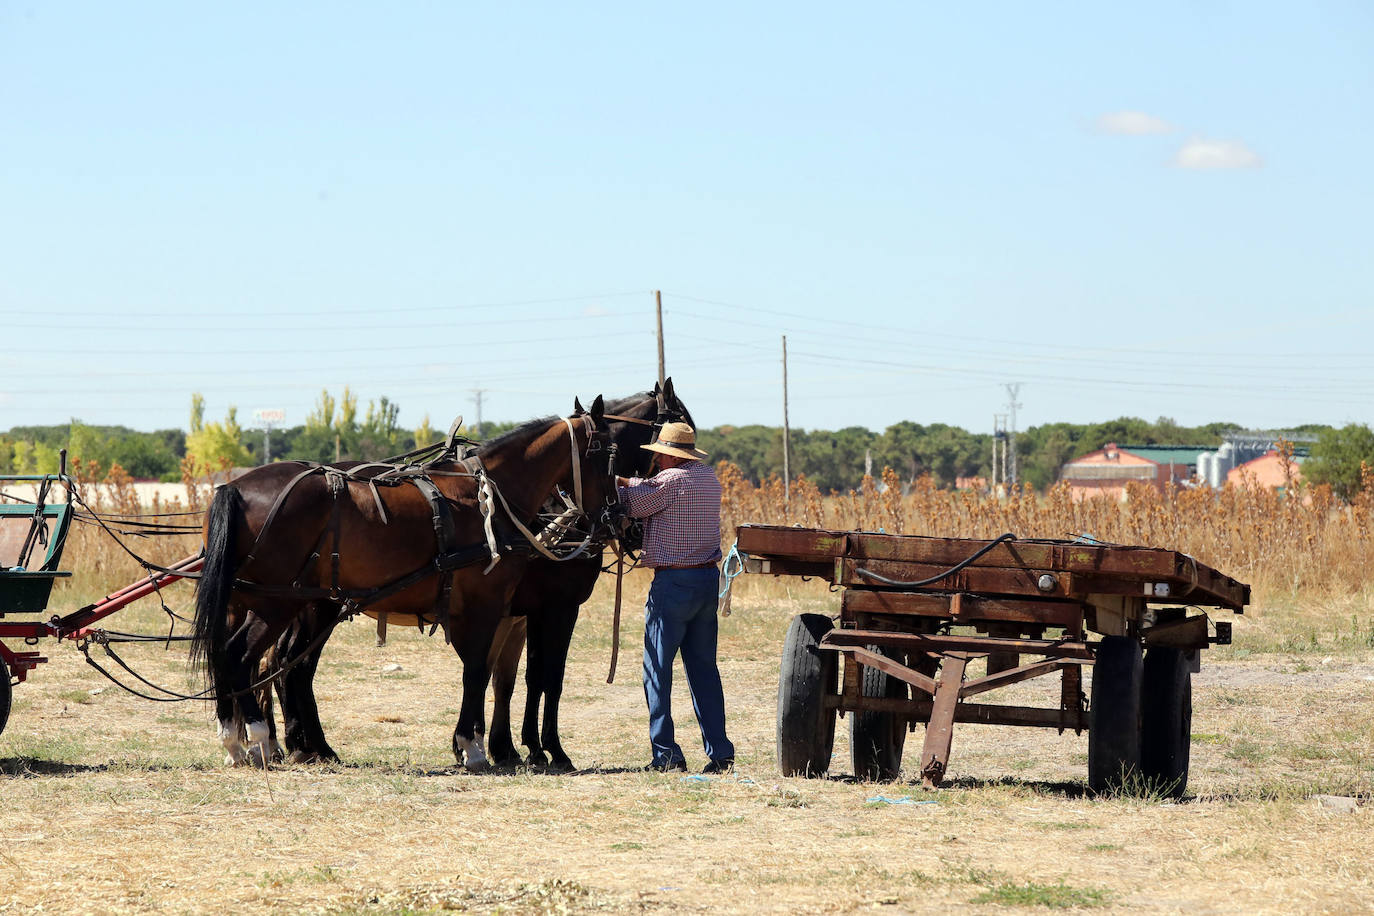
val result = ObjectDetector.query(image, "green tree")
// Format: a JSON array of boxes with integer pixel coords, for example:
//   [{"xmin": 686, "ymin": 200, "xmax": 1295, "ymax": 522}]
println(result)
[
  {"xmin": 1304, "ymin": 424, "xmax": 1374, "ymax": 501},
  {"xmin": 414, "ymin": 415, "xmax": 439, "ymax": 449},
  {"xmin": 184, "ymin": 396, "xmax": 252, "ymax": 476},
  {"xmin": 357, "ymin": 395, "xmax": 403, "ymax": 460}
]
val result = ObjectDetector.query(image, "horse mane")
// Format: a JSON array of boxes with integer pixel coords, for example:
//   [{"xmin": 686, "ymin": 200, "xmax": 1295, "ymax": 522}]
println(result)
[{"xmin": 478, "ymin": 415, "xmax": 562, "ymax": 456}]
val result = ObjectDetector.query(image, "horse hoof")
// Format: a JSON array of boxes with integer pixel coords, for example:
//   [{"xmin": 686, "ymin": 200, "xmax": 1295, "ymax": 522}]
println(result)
[
  {"xmin": 549, "ymin": 756, "xmax": 575, "ymax": 774},
  {"xmin": 288, "ymin": 749, "xmax": 320, "ymax": 765},
  {"xmin": 526, "ymin": 750, "xmax": 550, "ymax": 768}
]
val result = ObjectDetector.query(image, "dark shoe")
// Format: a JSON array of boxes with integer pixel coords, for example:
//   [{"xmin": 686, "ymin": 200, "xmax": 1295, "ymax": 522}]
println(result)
[
  {"xmin": 645, "ymin": 759, "xmax": 687, "ymax": 773},
  {"xmin": 702, "ymin": 758, "xmax": 734, "ymax": 774}
]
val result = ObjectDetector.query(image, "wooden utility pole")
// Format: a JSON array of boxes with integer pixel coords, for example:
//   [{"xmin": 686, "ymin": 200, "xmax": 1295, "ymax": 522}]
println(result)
[
  {"xmin": 782, "ymin": 334, "xmax": 791, "ymax": 503},
  {"xmin": 654, "ymin": 290, "xmax": 666, "ymax": 387}
]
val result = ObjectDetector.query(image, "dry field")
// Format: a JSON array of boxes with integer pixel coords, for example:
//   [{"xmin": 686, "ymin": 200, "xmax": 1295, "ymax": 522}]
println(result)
[{"xmin": 4, "ymin": 470, "xmax": 1374, "ymax": 913}]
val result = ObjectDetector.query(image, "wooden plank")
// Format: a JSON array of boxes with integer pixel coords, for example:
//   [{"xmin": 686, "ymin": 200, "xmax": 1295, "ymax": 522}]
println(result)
[
  {"xmin": 821, "ymin": 628, "xmax": 1095, "ymax": 660},
  {"xmin": 842, "ymin": 589, "xmax": 1085, "ymax": 629},
  {"xmin": 959, "ymin": 659, "xmax": 1069, "ymax": 699},
  {"xmin": 737, "ymin": 524, "xmax": 1249, "ymax": 610},
  {"xmin": 841, "ymin": 558, "xmax": 1067, "ymax": 596},
  {"xmin": 736, "ymin": 525, "xmax": 848, "ymax": 559},
  {"xmin": 919, "ymin": 653, "xmax": 968, "ymax": 787},
  {"xmin": 737, "ymin": 524, "xmax": 1184, "ymax": 577},
  {"xmin": 842, "ymin": 559, "xmax": 1243, "ymax": 610},
  {"xmin": 842, "ymin": 646, "xmax": 938, "ymax": 697},
  {"xmin": 833, "ymin": 694, "xmax": 1091, "ymax": 730}
]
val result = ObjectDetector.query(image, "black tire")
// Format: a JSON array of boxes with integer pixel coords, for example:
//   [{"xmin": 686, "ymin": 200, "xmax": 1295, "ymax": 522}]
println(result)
[
  {"xmin": 776, "ymin": 614, "xmax": 838, "ymax": 777},
  {"xmin": 1141, "ymin": 647, "xmax": 1192, "ymax": 798},
  {"xmin": 0, "ymin": 655, "xmax": 11, "ymax": 740},
  {"xmin": 850, "ymin": 646, "xmax": 907, "ymax": 781},
  {"xmin": 1088, "ymin": 636, "xmax": 1143, "ymax": 794}
]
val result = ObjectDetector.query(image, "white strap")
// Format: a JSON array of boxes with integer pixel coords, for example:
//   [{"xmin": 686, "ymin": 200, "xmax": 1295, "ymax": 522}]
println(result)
[{"xmin": 561, "ymin": 416, "xmax": 583, "ymax": 512}]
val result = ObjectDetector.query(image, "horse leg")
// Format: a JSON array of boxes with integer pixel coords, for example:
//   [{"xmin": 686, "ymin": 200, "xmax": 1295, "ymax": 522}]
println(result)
[
  {"xmin": 215, "ymin": 609, "xmax": 257, "ymax": 767},
  {"xmin": 520, "ymin": 613, "xmax": 549, "ymax": 767},
  {"xmin": 224, "ymin": 610, "xmax": 290, "ymax": 767},
  {"xmin": 277, "ymin": 603, "xmax": 341, "ymax": 764},
  {"xmin": 451, "ymin": 610, "xmax": 505, "ymax": 771},
  {"xmin": 535, "ymin": 603, "xmax": 580, "ymax": 772},
  {"xmin": 487, "ymin": 615, "xmax": 526, "ymax": 767}
]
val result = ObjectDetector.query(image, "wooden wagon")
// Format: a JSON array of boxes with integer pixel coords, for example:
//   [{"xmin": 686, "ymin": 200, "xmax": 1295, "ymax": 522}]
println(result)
[{"xmin": 736, "ymin": 524, "xmax": 1248, "ymax": 795}]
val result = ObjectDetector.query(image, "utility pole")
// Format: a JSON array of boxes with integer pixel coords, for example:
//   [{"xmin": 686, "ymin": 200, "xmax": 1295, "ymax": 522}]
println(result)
[
  {"xmin": 471, "ymin": 386, "xmax": 486, "ymax": 439},
  {"xmin": 782, "ymin": 334, "xmax": 791, "ymax": 504},
  {"xmin": 1004, "ymin": 383, "xmax": 1022, "ymax": 487},
  {"xmin": 654, "ymin": 290, "xmax": 666, "ymax": 387},
  {"xmin": 992, "ymin": 413, "xmax": 1009, "ymax": 493}
]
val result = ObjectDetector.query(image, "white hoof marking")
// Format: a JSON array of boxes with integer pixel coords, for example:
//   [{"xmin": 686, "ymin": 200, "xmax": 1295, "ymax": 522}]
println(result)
[
  {"xmin": 219, "ymin": 719, "xmax": 248, "ymax": 766},
  {"xmin": 456, "ymin": 735, "xmax": 489, "ymax": 770}
]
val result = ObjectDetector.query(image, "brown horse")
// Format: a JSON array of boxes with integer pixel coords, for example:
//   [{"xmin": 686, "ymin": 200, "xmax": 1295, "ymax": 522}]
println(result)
[
  {"xmin": 191, "ymin": 396, "xmax": 616, "ymax": 767},
  {"xmin": 484, "ymin": 382, "xmax": 691, "ymax": 770},
  {"xmin": 264, "ymin": 382, "xmax": 690, "ymax": 768}
]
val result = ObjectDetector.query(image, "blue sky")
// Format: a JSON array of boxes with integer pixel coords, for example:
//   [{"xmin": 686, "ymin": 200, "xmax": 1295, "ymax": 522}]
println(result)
[{"xmin": 2, "ymin": 2, "xmax": 1371, "ymax": 437}]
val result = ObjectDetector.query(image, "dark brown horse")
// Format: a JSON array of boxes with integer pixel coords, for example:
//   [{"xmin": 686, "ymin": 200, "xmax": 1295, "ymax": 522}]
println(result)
[
  {"xmin": 191, "ymin": 396, "xmax": 616, "ymax": 767},
  {"xmin": 485, "ymin": 383, "xmax": 691, "ymax": 770},
  {"xmin": 264, "ymin": 382, "xmax": 690, "ymax": 769}
]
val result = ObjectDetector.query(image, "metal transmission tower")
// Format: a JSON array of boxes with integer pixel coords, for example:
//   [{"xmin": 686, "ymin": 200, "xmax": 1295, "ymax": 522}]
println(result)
[
  {"xmin": 471, "ymin": 387, "xmax": 487, "ymax": 439},
  {"xmin": 992, "ymin": 414, "xmax": 1009, "ymax": 492},
  {"xmin": 1004, "ymin": 383, "xmax": 1022, "ymax": 487}
]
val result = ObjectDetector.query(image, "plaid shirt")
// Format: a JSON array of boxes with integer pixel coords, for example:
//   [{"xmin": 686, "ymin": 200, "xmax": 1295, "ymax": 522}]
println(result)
[{"xmin": 618, "ymin": 460, "xmax": 723, "ymax": 568}]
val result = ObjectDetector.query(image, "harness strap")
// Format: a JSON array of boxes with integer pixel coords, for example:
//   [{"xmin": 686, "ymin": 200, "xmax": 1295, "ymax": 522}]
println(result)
[
  {"xmin": 601, "ymin": 413, "xmax": 656, "ymax": 427},
  {"xmin": 562, "ymin": 416, "xmax": 584, "ymax": 513},
  {"xmin": 243, "ymin": 463, "xmax": 325, "ymax": 570}
]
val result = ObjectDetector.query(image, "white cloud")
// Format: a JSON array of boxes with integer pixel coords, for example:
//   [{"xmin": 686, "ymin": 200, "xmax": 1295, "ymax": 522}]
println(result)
[
  {"xmin": 1096, "ymin": 111, "xmax": 1175, "ymax": 135},
  {"xmin": 583, "ymin": 304, "xmax": 611, "ymax": 317},
  {"xmin": 1173, "ymin": 138, "xmax": 1263, "ymax": 170}
]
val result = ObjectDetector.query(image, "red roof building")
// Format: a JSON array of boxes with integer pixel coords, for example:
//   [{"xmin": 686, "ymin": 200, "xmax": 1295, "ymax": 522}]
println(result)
[{"xmin": 1059, "ymin": 443, "xmax": 1210, "ymax": 501}]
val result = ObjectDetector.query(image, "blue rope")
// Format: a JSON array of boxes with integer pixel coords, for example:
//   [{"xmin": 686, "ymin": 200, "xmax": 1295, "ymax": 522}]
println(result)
[{"xmin": 719, "ymin": 541, "xmax": 747, "ymax": 599}]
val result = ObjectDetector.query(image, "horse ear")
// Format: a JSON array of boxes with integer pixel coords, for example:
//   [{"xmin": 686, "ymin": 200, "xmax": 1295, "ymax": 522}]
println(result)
[
  {"xmin": 650, "ymin": 380, "xmax": 661, "ymax": 396},
  {"xmin": 573, "ymin": 396, "xmax": 585, "ymax": 416},
  {"xmin": 590, "ymin": 394, "xmax": 605, "ymax": 421},
  {"xmin": 662, "ymin": 377, "xmax": 675, "ymax": 402}
]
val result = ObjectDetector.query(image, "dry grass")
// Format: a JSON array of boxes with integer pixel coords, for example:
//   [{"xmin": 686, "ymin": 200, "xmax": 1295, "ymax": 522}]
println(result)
[
  {"xmin": 5, "ymin": 569, "xmax": 1374, "ymax": 913},
  {"xmin": 5, "ymin": 472, "xmax": 1374, "ymax": 912}
]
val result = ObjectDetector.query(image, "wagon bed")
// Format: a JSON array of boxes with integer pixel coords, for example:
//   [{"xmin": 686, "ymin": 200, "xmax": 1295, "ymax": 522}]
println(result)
[{"xmin": 737, "ymin": 524, "xmax": 1248, "ymax": 794}]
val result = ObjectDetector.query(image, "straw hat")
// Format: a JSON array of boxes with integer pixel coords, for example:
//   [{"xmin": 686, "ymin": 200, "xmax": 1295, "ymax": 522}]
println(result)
[{"xmin": 642, "ymin": 421, "xmax": 709, "ymax": 461}]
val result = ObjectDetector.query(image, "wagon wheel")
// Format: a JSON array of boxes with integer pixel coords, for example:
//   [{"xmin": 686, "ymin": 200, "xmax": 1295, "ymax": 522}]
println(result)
[
  {"xmin": 1088, "ymin": 636, "xmax": 1143, "ymax": 794},
  {"xmin": 776, "ymin": 613, "xmax": 838, "ymax": 777},
  {"xmin": 850, "ymin": 645, "xmax": 907, "ymax": 781},
  {"xmin": 1141, "ymin": 647, "xmax": 1192, "ymax": 798},
  {"xmin": 0, "ymin": 655, "xmax": 11, "ymax": 740}
]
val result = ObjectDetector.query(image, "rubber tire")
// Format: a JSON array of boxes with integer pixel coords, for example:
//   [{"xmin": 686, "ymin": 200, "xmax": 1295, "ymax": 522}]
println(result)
[
  {"xmin": 0, "ymin": 655, "xmax": 11, "ymax": 740},
  {"xmin": 776, "ymin": 614, "xmax": 838, "ymax": 777},
  {"xmin": 1141, "ymin": 647, "xmax": 1192, "ymax": 798},
  {"xmin": 850, "ymin": 646, "xmax": 907, "ymax": 782},
  {"xmin": 1088, "ymin": 636, "xmax": 1143, "ymax": 795}
]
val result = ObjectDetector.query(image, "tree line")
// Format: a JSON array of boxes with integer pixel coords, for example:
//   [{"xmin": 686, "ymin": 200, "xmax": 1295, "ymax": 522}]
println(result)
[{"xmin": 2, "ymin": 390, "xmax": 1370, "ymax": 500}]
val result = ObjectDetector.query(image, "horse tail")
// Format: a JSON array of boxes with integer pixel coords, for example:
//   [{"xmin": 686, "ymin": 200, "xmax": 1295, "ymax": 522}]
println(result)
[{"xmin": 191, "ymin": 485, "xmax": 245, "ymax": 681}]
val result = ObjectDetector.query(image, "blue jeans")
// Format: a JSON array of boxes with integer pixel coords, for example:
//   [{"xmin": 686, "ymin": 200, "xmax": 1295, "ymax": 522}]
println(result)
[{"xmin": 642, "ymin": 567, "xmax": 735, "ymax": 766}]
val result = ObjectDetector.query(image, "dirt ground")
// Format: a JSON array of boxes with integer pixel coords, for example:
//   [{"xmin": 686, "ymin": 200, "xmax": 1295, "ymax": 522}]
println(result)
[{"xmin": 2, "ymin": 574, "xmax": 1373, "ymax": 914}]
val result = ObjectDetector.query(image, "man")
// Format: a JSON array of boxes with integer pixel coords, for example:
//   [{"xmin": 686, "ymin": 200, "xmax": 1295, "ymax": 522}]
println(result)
[{"xmin": 616, "ymin": 421, "xmax": 735, "ymax": 774}]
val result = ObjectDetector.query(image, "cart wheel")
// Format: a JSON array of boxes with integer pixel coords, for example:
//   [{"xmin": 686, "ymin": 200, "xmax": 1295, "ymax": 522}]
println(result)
[
  {"xmin": 1088, "ymin": 635, "xmax": 1143, "ymax": 794},
  {"xmin": 1141, "ymin": 647, "xmax": 1192, "ymax": 798},
  {"xmin": 0, "ymin": 655, "xmax": 11, "ymax": 740},
  {"xmin": 776, "ymin": 614, "xmax": 838, "ymax": 777},
  {"xmin": 850, "ymin": 646, "xmax": 907, "ymax": 781}
]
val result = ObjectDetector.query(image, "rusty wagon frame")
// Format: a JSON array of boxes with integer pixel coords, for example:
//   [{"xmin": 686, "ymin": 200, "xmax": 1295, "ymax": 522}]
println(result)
[{"xmin": 737, "ymin": 524, "xmax": 1249, "ymax": 795}]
